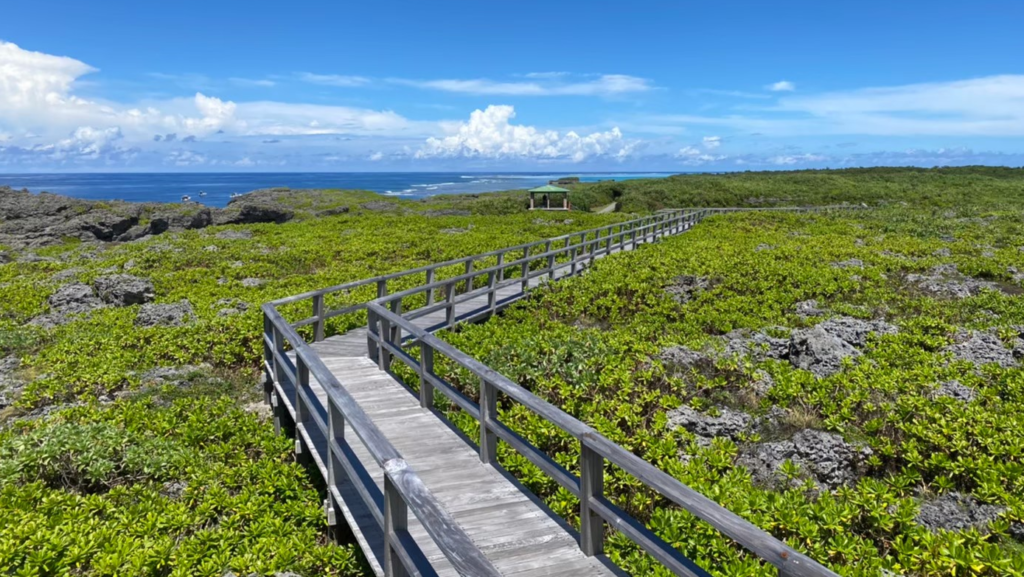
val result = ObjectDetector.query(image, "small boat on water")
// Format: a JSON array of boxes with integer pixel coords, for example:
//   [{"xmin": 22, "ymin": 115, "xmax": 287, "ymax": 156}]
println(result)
[
  {"xmin": 198, "ymin": 190, "xmax": 207, "ymax": 197},
  {"xmin": 230, "ymin": 192, "xmax": 243, "ymax": 199},
  {"xmin": 181, "ymin": 195, "xmax": 191, "ymax": 202}
]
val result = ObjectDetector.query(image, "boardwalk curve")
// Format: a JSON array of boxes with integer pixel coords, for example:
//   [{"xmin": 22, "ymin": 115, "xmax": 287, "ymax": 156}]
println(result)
[{"xmin": 263, "ymin": 207, "xmax": 855, "ymax": 576}]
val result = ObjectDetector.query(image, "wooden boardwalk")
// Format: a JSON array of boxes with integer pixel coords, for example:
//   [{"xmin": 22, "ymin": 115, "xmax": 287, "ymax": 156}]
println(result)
[
  {"xmin": 265, "ymin": 208, "xmax": 845, "ymax": 577},
  {"xmin": 284, "ymin": 227, "xmax": 657, "ymax": 575}
]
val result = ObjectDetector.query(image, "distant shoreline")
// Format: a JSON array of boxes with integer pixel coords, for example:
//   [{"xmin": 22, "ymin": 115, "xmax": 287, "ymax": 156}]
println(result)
[{"xmin": 0, "ymin": 172, "xmax": 681, "ymax": 208}]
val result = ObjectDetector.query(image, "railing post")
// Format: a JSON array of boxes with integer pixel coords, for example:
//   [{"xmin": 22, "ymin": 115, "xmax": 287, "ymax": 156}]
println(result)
[
  {"xmin": 383, "ymin": 471, "xmax": 410, "ymax": 577},
  {"xmin": 589, "ymin": 234, "xmax": 597, "ymax": 266},
  {"xmin": 272, "ymin": 325, "xmax": 287, "ymax": 386},
  {"xmin": 389, "ymin": 299, "xmax": 403, "ymax": 344},
  {"xmin": 580, "ymin": 440, "xmax": 605, "ymax": 556},
  {"xmin": 521, "ymin": 251, "xmax": 530, "ymax": 292},
  {"xmin": 487, "ymin": 270, "xmax": 497, "ymax": 310},
  {"xmin": 546, "ymin": 240, "xmax": 555, "ymax": 280},
  {"xmin": 496, "ymin": 252, "xmax": 505, "ymax": 282},
  {"xmin": 327, "ymin": 397, "xmax": 344, "ymax": 537},
  {"xmin": 379, "ymin": 313, "xmax": 392, "ymax": 371},
  {"xmin": 479, "ymin": 378, "xmax": 497, "ymax": 464},
  {"xmin": 465, "ymin": 260, "xmax": 474, "ymax": 293},
  {"xmin": 377, "ymin": 279, "xmax": 388, "ymax": 299},
  {"xmin": 295, "ymin": 354, "xmax": 310, "ymax": 464},
  {"xmin": 445, "ymin": 282, "xmax": 456, "ymax": 327},
  {"xmin": 262, "ymin": 313, "xmax": 273, "ymax": 403},
  {"xmin": 367, "ymin": 308, "xmax": 380, "ymax": 364},
  {"xmin": 312, "ymin": 294, "xmax": 325, "ymax": 342},
  {"xmin": 326, "ymin": 397, "xmax": 344, "ymax": 538},
  {"xmin": 419, "ymin": 344, "xmax": 434, "ymax": 410},
  {"xmin": 425, "ymin": 267, "xmax": 436, "ymax": 306}
]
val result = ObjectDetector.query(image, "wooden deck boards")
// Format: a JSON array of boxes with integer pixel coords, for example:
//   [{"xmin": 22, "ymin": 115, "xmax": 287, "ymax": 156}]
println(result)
[{"xmin": 311, "ymin": 355, "xmax": 619, "ymax": 576}]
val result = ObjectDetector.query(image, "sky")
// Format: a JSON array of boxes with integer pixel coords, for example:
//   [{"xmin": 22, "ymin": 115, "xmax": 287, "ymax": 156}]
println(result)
[{"xmin": 1, "ymin": 0, "xmax": 1024, "ymax": 172}]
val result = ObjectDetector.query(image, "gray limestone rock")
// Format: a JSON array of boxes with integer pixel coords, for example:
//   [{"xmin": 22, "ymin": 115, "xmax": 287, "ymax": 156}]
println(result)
[
  {"xmin": 907, "ymin": 264, "xmax": 1001, "ymax": 299},
  {"xmin": 665, "ymin": 275, "xmax": 712, "ymax": 304},
  {"xmin": 932, "ymin": 380, "xmax": 977, "ymax": 403},
  {"xmin": 832, "ymin": 259, "xmax": 864, "ymax": 269},
  {"xmin": 658, "ymin": 345, "xmax": 714, "ymax": 375},
  {"xmin": 719, "ymin": 329, "xmax": 790, "ymax": 362},
  {"xmin": 93, "ymin": 274, "xmax": 155, "ymax": 306},
  {"xmin": 0, "ymin": 356, "xmax": 23, "ymax": 409},
  {"xmin": 214, "ymin": 298, "xmax": 249, "ymax": 317},
  {"xmin": 945, "ymin": 332, "xmax": 1017, "ymax": 368},
  {"xmin": 737, "ymin": 429, "xmax": 872, "ymax": 490},
  {"xmin": 215, "ymin": 229, "xmax": 253, "ymax": 240},
  {"xmin": 788, "ymin": 326, "xmax": 861, "ymax": 378},
  {"xmin": 135, "ymin": 300, "xmax": 196, "ymax": 327},
  {"xmin": 817, "ymin": 317, "xmax": 898, "ymax": 348},
  {"xmin": 915, "ymin": 492, "xmax": 1006, "ymax": 533},
  {"xmin": 795, "ymin": 299, "xmax": 826, "ymax": 317},
  {"xmin": 668, "ymin": 405, "xmax": 752, "ymax": 440}
]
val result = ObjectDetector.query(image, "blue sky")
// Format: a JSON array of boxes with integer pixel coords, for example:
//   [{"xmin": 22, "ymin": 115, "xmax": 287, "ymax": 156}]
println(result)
[{"xmin": 1, "ymin": 0, "xmax": 1023, "ymax": 172}]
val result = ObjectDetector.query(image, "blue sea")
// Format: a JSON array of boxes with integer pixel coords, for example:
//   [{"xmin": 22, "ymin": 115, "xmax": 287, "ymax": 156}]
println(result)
[{"xmin": 0, "ymin": 172, "xmax": 676, "ymax": 208}]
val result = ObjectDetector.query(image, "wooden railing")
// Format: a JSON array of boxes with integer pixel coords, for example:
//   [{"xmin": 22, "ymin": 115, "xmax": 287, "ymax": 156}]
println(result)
[
  {"xmin": 262, "ymin": 305, "xmax": 501, "ymax": 576},
  {"xmin": 263, "ymin": 205, "xmax": 858, "ymax": 577},
  {"xmin": 267, "ymin": 209, "xmax": 708, "ymax": 341}
]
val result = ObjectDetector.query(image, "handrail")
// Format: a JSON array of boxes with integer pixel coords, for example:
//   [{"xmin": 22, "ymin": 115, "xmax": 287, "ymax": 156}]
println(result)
[
  {"xmin": 263, "ymin": 204, "xmax": 862, "ymax": 576},
  {"xmin": 262, "ymin": 304, "xmax": 500, "ymax": 576},
  {"xmin": 269, "ymin": 208, "xmax": 699, "ymax": 339},
  {"xmin": 365, "ymin": 305, "xmax": 837, "ymax": 577}
]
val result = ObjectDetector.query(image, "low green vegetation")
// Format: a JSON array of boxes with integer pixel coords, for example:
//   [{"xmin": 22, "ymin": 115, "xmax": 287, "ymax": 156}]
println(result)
[
  {"xmin": 0, "ymin": 195, "xmax": 622, "ymax": 576},
  {"xmin": 425, "ymin": 206, "xmax": 1024, "ymax": 575},
  {"xmin": 3, "ymin": 168, "xmax": 1024, "ymax": 576},
  {"xmin": 567, "ymin": 166, "xmax": 1024, "ymax": 212}
]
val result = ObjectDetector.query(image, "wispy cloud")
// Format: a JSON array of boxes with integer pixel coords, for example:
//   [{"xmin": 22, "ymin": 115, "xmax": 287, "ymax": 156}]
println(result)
[
  {"xmin": 522, "ymin": 71, "xmax": 571, "ymax": 79},
  {"xmin": 229, "ymin": 77, "xmax": 276, "ymax": 88},
  {"xmin": 640, "ymin": 75, "xmax": 1024, "ymax": 137},
  {"xmin": 767, "ymin": 80, "xmax": 795, "ymax": 92},
  {"xmin": 392, "ymin": 74, "xmax": 653, "ymax": 97},
  {"xmin": 298, "ymin": 72, "xmax": 372, "ymax": 87},
  {"xmin": 692, "ymin": 88, "xmax": 772, "ymax": 100}
]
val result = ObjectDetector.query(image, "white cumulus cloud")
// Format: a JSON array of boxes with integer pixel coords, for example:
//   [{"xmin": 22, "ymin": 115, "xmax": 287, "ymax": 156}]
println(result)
[
  {"xmin": 702, "ymin": 135, "xmax": 722, "ymax": 149},
  {"xmin": 416, "ymin": 105, "xmax": 635, "ymax": 162},
  {"xmin": 768, "ymin": 80, "xmax": 796, "ymax": 92}
]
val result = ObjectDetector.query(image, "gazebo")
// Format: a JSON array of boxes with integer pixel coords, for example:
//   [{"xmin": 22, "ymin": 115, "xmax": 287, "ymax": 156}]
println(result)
[{"xmin": 528, "ymin": 185, "xmax": 571, "ymax": 211}]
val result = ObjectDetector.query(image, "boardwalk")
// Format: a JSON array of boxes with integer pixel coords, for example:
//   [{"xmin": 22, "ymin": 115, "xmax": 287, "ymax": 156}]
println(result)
[
  {"xmin": 263, "ymin": 208, "xmax": 845, "ymax": 577},
  {"xmin": 278, "ymin": 219, "xmax": 664, "ymax": 575}
]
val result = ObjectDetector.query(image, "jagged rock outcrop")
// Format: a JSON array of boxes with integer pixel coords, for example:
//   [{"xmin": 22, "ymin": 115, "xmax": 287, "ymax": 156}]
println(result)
[
  {"xmin": 29, "ymin": 283, "xmax": 105, "ymax": 328},
  {"xmin": 932, "ymin": 380, "xmax": 977, "ymax": 403},
  {"xmin": 915, "ymin": 493, "xmax": 1006, "ymax": 533},
  {"xmin": 788, "ymin": 326, "xmax": 860, "ymax": 378},
  {"xmin": 665, "ymin": 275, "xmax": 712, "ymax": 304},
  {"xmin": 668, "ymin": 405, "xmax": 752, "ymax": 441},
  {"xmin": 945, "ymin": 331, "xmax": 1019, "ymax": 368},
  {"xmin": 0, "ymin": 356, "xmax": 23, "ymax": 409},
  {"xmin": 737, "ymin": 429, "xmax": 872, "ymax": 490},
  {"xmin": 94, "ymin": 274, "xmax": 155, "ymax": 306},
  {"xmin": 906, "ymin": 264, "xmax": 1005, "ymax": 299},
  {"xmin": 0, "ymin": 186, "xmax": 315, "ymax": 248},
  {"xmin": 136, "ymin": 300, "xmax": 196, "ymax": 327}
]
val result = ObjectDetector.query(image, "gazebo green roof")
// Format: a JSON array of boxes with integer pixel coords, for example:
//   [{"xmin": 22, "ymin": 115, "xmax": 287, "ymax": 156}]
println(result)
[{"xmin": 527, "ymin": 185, "xmax": 571, "ymax": 193}]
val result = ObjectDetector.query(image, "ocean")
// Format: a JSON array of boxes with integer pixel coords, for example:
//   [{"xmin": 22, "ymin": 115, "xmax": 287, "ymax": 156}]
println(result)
[{"xmin": 0, "ymin": 172, "xmax": 676, "ymax": 208}]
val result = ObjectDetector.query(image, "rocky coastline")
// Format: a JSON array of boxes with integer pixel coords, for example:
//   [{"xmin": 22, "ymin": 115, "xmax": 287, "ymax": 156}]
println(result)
[{"xmin": 0, "ymin": 186, "xmax": 336, "ymax": 249}]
